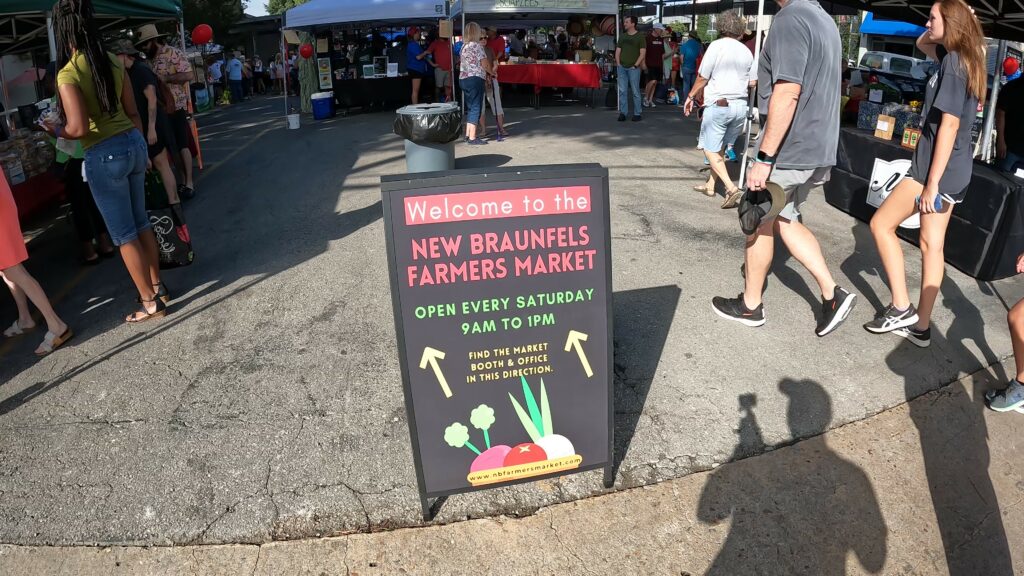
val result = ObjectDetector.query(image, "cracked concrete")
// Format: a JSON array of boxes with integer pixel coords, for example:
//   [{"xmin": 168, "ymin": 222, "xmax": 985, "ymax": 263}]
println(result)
[
  {"xmin": 1, "ymin": 98, "xmax": 1023, "ymax": 549},
  {"xmin": 1, "ymin": 362, "xmax": 1020, "ymax": 574}
]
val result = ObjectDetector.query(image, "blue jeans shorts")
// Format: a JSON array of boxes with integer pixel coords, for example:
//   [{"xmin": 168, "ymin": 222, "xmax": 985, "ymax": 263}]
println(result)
[
  {"xmin": 84, "ymin": 129, "xmax": 150, "ymax": 246},
  {"xmin": 698, "ymin": 100, "xmax": 747, "ymax": 153},
  {"xmin": 460, "ymin": 76, "xmax": 485, "ymax": 125}
]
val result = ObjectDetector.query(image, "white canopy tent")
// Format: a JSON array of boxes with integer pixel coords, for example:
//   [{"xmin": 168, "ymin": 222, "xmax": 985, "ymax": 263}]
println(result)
[
  {"xmin": 284, "ymin": 0, "xmax": 449, "ymax": 29},
  {"xmin": 451, "ymin": 0, "xmax": 619, "ymax": 19},
  {"xmin": 450, "ymin": 0, "xmax": 620, "ymax": 34}
]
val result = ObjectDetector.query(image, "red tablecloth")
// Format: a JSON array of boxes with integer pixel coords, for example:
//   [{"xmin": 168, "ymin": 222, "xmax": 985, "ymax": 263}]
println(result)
[
  {"xmin": 497, "ymin": 63, "xmax": 601, "ymax": 94},
  {"xmin": 12, "ymin": 172, "xmax": 64, "ymax": 221}
]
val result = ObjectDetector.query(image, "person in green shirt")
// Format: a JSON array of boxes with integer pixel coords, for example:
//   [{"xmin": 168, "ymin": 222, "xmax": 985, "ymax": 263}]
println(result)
[
  {"xmin": 615, "ymin": 15, "xmax": 646, "ymax": 121},
  {"xmin": 50, "ymin": 0, "xmax": 168, "ymax": 323},
  {"xmin": 38, "ymin": 62, "xmax": 114, "ymax": 265}
]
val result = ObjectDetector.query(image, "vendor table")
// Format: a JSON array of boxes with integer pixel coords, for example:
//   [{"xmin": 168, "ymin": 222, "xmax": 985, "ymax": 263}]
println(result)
[
  {"xmin": 497, "ymin": 63, "xmax": 601, "ymax": 107},
  {"xmin": 12, "ymin": 172, "xmax": 64, "ymax": 221},
  {"xmin": 332, "ymin": 76, "xmax": 419, "ymax": 111},
  {"xmin": 824, "ymin": 127, "xmax": 1024, "ymax": 281}
]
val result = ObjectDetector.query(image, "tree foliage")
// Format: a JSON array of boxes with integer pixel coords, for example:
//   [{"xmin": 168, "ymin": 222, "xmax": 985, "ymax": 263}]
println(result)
[
  {"xmin": 266, "ymin": 0, "xmax": 309, "ymax": 14},
  {"xmin": 182, "ymin": 0, "xmax": 247, "ymax": 44}
]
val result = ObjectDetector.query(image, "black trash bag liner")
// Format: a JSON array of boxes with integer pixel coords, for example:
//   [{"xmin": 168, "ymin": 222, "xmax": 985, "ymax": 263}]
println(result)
[{"xmin": 394, "ymin": 104, "xmax": 463, "ymax": 144}]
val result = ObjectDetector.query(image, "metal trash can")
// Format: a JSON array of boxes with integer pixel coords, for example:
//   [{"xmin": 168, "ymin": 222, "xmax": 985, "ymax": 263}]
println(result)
[{"xmin": 393, "ymin": 103, "xmax": 462, "ymax": 173}]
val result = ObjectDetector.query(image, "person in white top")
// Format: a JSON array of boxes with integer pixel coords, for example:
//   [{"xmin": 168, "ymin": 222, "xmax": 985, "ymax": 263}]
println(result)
[{"xmin": 684, "ymin": 10, "xmax": 754, "ymax": 209}]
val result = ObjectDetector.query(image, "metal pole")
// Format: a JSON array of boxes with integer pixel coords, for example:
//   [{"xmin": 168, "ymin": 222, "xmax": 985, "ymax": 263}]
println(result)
[
  {"xmin": 980, "ymin": 39, "xmax": 1007, "ymax": 162},
  {"xmin": 282, "ymin": 30, "xmax": 288, "ymax": 116},
  {"xmin": 46, "ymin": 11, "xmax": 57, "ymax": 61},
  {"xmin": 737, "ymin": 0, "xmax": 766, "ymax": 186},
  {"xmin": 461, "ymin": 10, "xmax": 466, "ymax": 114}
]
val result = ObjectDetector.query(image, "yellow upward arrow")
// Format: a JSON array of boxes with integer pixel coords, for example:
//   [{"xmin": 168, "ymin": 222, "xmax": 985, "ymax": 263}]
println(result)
[
  {"xmin": 564, "ymin": 330, "xmax": 593, "ymax": 378},
  {"xmin": 419, "ymin": 347, "xmax": 452, "ymax": 398}
]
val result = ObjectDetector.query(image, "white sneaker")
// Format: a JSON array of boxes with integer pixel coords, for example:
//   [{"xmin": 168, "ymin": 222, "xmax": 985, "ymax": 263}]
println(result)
[{"xmin": 985, "ymin": 380, "xmax": 1024, "ymax": 413}]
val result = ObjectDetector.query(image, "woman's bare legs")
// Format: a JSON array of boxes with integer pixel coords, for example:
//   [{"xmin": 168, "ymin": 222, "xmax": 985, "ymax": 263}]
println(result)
[
  {"xmin": 915, "ymin": 206, "xmax": 954, "ymax": 329},
  {"xmin": 1, "ymin": 265, "xmax": 67, "ymax": 344},
  {"xmin": 869, "ymin": 178, "xmax": 921, "ymax": 310},
  {"xmin": 2, "ymin": 270, "xmax": 35, "ymax": 330}
]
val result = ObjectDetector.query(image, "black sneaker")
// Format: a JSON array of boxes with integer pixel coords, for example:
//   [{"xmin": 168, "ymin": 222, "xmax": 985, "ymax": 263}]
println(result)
[
  {"xmin": 894, "ymin": 325, "xmax": 931, "ymax": 348},
  {"xmin": 712, "ymin": 294, "xmax": 766, "ymax": 327},
  {"xmin": 617, "ymin": 113, "xmax": 626, "ymax": 121},
  {"xmin": 178, "ymin": 185, "xmax": 195, "ymax": 200},
  {"xmin": 864, "ymin": 304, "xmax": 919, "ymax": 334},
  {"xmin": 631, "ymin": 115, "xmax": 641, "ymax": 122},
  {"xmin": 816, "ymin": 286, "xmax": 857, "ymax": 337}
]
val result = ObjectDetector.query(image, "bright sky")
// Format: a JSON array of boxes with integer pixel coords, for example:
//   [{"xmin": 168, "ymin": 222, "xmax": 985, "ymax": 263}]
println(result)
[{"xmin": 246, "ymin": 4, "xmax": 269, "ymax": 16}]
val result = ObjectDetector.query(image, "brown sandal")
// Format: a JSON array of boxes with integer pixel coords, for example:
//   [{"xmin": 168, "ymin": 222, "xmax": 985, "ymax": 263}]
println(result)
[
  {"xmin": 126, "ymin": 297, "xmax": 167, "ymax": 324},
  {"xmin": 721, "ymin": 189, "xmax": 744, "ymax": 209},
  {"xmin": 694, "ymin": 184, "xmax": 716, "ymax": 197}
]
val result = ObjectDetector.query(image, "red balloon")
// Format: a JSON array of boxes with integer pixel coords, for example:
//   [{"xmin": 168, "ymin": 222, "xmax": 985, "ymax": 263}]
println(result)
[
  {"xmin": 191, "ymin": 24, "xmax": 213, "ymax": 45},
  {"xmin": 299, "ymin": 43, "xmax": 314, "ymax": 59}
]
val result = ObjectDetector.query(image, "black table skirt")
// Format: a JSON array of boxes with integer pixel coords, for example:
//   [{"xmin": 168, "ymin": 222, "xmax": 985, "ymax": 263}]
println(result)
[
  {"xmin": 332, "ymin": 76, "xmax": 436, "ymax": 110},
  {"xmin": 824, "ymin": 127, "xmax": 1024, "ymax": 281}
]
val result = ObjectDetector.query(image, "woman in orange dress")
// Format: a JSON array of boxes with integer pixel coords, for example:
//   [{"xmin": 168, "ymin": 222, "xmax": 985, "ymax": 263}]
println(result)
[{"xmin": 1, "ymin": 172, "xmax": 72, "ymax": 355}]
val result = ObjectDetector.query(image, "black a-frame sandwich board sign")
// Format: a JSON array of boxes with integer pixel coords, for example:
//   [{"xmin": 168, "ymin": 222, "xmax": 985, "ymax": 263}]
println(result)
[{"xmin": 381, "ymin": 164, "xmax": 614, "ymax": 520}]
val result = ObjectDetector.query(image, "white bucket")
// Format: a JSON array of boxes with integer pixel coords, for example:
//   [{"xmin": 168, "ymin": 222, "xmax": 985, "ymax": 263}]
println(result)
[{"xmin": 286, "ymin": 113, "xmax": 300, "ymax": 130}]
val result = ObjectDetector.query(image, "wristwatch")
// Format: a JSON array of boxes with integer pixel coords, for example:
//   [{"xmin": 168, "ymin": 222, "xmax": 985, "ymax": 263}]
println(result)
[{"xmin": 755, "ymin": 150, "xmax": 776, "ymax": 165}]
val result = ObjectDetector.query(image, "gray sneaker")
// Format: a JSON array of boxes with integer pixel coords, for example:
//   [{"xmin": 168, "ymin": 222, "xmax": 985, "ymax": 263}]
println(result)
[
  {"xmin": 985, "ymin": 380, "xmax": 1024, "ymax": 413},
  {"xmin": 864, "ymin": 304, "xmax": 919, "ymax": 334}
]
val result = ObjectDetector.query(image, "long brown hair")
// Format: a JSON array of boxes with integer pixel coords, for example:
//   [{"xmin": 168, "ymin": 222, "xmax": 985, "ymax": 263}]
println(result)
[{"xmin": 938, "ymin": 0, "xmax": 987, "ymax": 103}]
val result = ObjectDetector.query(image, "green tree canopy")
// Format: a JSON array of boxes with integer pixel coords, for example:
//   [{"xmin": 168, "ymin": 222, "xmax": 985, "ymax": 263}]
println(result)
[
  {"xmin": 266, "ymin": 0, "xmax": 308, "ymax": 15},
  {"xmin": 183, "ymin": 0, "xmax": 247, "ymax": 43}
]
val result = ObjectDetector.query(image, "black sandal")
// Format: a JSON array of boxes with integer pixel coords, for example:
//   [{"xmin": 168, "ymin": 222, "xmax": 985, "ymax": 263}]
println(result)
[
  {"xmin": 126, "ymin": 297, "xmax": 167, "ymax": 323},
  {"xmin": 154, "ymin": 282, "xmax": 171, "ymax": 305}
]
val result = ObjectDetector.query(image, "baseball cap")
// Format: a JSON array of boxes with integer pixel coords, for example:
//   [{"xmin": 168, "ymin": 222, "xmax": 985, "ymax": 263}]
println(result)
[
  {"xmin": 113, "ymin": 39, "xmax": 141, "ymax": 57},
  {"xmin": 652, "ymin": 22, "xmax": 666, "ymax": 31},
  {"xmin": 407, "ymin": 26, "xmax": 420, "ymax": 36}
]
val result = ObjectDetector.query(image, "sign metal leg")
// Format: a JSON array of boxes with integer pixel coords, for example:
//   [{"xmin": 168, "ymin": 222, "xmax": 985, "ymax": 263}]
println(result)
[
  {"xmin": 603, "ymin": 464, "xmax": 614, "ymax": 489},
  {"xmin": 420, "ymin": 493, "xmax": 432, "ymax": 521}
]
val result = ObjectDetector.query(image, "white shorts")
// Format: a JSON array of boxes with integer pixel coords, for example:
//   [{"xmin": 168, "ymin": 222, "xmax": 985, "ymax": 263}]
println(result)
[{"xmin": 485, "ymin": 77, "xmax": 503, "ymax": 116}]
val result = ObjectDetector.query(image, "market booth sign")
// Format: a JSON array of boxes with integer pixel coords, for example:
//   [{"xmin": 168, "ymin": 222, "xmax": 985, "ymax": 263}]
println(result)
[{"xmin": 381, "ymin": 164, "xmax": 613, "ymax": 519}]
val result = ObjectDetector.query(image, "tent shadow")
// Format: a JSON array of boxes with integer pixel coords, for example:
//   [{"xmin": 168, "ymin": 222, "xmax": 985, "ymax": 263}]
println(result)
[{"xmin": 610, "ymin": 284, "xmax": 681, "ymax": 481}]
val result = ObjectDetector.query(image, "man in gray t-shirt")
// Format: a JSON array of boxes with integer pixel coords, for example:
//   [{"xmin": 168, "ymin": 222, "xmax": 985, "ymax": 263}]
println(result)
[{"xmin": 712, "ymin": 0, "xmax": 857, "ymax": 338}]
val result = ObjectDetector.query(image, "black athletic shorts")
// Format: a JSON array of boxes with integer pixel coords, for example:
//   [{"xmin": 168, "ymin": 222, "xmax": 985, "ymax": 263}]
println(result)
[
  {"xmin": 408, "ymin": 69, "xmax": 427, "ymax": 80},
  {"xmin": 169, "ymin": 109, "xmax": 190, "ymax": 152},
  {"xmin": 146, "ymin": 113, "xmax": 176, "ymax": 160},
  {"xmin": 644, "ymin": 67, "xmax": 663, "ymax": 84}
]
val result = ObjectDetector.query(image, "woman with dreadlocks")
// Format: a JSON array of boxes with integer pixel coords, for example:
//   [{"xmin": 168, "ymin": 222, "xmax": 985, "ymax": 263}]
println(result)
[{"xmin": 51, "ymin": 0, "xmax": 167, "ymax": 323}]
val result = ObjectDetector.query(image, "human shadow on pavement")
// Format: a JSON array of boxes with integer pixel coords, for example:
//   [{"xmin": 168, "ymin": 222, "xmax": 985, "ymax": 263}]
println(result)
[
  {"xmin": 885, "ymin": 281, "xmax": 1015, "ymax": 575},
  {"xmin": 698, "ymin": 379, "xmax": 887, "ymax": 575},
  {"xmin": 610, "ymin": 285, "xmax": 681, "ymax": 482},
  {"xmin": 840, "ymin": 221, "xmax": 887, "ymax": 312}
]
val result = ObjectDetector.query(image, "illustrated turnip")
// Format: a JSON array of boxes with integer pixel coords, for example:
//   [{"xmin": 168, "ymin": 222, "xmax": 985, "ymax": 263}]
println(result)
[
  {"xmin": 508, "ymin": 377, "xmax": 577, "ymax": 461},
  {"xmin": 535, "ymin": 434, "xmax": 575, "ymax": 459},
  {"xmin": 470, "ymin": 445, "xmax": 512, "ymax": 472}
]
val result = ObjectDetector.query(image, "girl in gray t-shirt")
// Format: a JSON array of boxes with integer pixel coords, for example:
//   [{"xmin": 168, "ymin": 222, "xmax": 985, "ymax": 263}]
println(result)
[{"xmin": 865, "ymin": 0, "xmax": 987, "ymax": 345}]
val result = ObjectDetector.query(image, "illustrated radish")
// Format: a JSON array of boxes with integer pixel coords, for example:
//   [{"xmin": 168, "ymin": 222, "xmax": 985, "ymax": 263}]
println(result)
[
  {"xmin": 503, "ymin": 443, "xmax": 548, "ymax": 467},
  {"xmin": 470, "ymin": 445, "xmax": 512, "ymax": 472},
  {"xmin": 535, "ymin": 434, "xmax": 575, "ymax": 459}
]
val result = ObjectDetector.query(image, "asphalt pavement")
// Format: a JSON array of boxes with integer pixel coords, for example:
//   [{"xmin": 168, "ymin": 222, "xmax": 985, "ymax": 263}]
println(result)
[{"xmin": 1, "ymin": 93, "xmax": 1021, "ymax": 555}]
